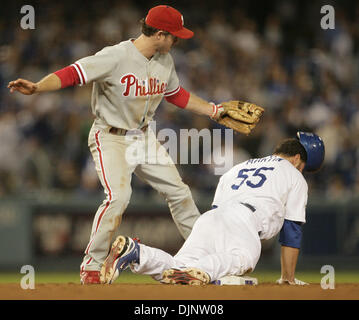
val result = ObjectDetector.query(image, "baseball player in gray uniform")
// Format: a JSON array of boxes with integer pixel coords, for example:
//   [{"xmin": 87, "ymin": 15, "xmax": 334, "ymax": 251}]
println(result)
[
  {"xmin": 100, "ymin": 132, "xmax": 325, "ymax": 286},
  {"xmin": 8, "ymin": 5, "xmax": 246, "ymax": 284}
]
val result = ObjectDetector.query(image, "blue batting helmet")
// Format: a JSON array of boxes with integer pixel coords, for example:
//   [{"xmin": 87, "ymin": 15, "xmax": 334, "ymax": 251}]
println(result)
[{"xmin": 297, "ymin": 132, "xmax": 325, "ymax": 172}]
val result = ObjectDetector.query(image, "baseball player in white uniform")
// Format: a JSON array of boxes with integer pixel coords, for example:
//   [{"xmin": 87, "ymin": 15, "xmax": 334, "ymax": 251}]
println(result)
[
  {"xmin": 100, "ymin": 132, "xmax": 325, "ymax": 285},
  {"xmin": 8, "ymin": 5, "xmax": 249, "ymax": 284}
]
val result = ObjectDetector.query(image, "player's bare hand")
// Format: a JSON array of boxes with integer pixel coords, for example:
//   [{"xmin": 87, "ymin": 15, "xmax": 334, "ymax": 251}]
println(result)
[{"xmin": 8, "ymin": 78, "xmax": 38, "ymax": 95}]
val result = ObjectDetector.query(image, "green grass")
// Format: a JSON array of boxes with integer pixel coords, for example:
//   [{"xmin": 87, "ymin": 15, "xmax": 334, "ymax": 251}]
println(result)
[{"xmin": 0, "ymin": 270, "xmax": 358, "ymax": 284}]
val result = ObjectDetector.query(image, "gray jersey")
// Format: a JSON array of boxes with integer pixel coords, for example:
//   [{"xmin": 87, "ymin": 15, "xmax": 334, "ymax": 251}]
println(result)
[{"xmin": 73, "ymin": 39, "xmax": 180, "ymax": 130}]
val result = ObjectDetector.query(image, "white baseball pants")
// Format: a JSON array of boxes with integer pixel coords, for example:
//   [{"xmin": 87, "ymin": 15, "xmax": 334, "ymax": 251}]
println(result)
[
  {"xmin": 81, "ymin": 121, "xmax": 200, "ymax": 271},
  {"xmin": 132, "ymin": 201, "xmax": 262, "ymax": 281}
]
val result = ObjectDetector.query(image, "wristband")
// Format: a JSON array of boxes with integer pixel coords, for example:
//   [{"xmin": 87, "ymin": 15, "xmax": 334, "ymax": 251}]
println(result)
[{"xmin": 210, "ymin": 102, "xmax": 223, "ymax": 120}]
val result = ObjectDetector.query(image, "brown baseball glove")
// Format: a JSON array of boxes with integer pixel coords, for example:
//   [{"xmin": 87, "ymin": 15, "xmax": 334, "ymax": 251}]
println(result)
[{"xmin": 212, "ymin": 101, "xmax": 265, "ymax": 135}]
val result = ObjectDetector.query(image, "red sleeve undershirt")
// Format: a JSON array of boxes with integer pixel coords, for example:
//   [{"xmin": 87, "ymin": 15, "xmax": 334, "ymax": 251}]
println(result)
[
  {"xmin": 53, "ymin": 65, "xmax": 80, "ymax": 88},
  {"xmin": 165, "ymin": 87, "xmax": 190, "ymax": 109}
]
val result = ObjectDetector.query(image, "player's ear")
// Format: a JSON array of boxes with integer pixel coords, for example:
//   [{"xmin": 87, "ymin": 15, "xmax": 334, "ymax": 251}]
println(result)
[
  {"xmin": 158, "ymin": 30, "xmax": 171, "ymax": 40},
  {"xmin": 293, "ymin": 154, "xmax": 305, "ymax": 172},
  {"xmin": 156, "ymin": 31, "xmax": 165, "ymax": 39},
  {"xmin": 294, "ymin": 154, "xmax": 301, "ymax": 162}
]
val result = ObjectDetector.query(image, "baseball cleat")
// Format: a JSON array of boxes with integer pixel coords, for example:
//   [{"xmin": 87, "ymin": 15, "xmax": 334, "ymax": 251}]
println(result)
[
  {"xmin": 161, "ymin": 268, "xmax": 210, "ymax": 285},
  {"xmin": 80, "ymin": 270, "xmax": 101, "ymax": 284},
  {"xmin": 100, "ymin": 235, "xmax": 140, "ymax": 284}
]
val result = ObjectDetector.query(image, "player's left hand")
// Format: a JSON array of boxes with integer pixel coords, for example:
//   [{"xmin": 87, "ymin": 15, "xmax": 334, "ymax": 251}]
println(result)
[
  {"xmin": 276, "ymin": 277, "xmax": 309, "ymax": 285},
  {"xmin": 212, "ymin": 100, "xmax": 265, "ymax": 135},
  {"xmin": 8, "ymin": 78, "xmax": 38, "ymax": 95}
]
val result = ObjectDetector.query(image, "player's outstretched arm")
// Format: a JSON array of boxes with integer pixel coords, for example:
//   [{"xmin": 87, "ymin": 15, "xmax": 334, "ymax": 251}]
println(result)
[
  {"xmin": 279, "ymin": 245, "xmax": 300, "ymax": 282},
  {"xmin": 276, "ymin": 220, "xmax": 308, "ymax": 285},
  {"xmin": 164, "ymin": 89, "xmax": 213, "ymax": 116},
  {"xmin": 277, "ymin": 245, "xmax": 308, "ymax": 285},
  {"xmin": 8, "ymin": 73, "xmax": 61, "ymax": 95},
  {"xmin": 184, "ymin": 92, "xmax": 214, "ymax": 117}
]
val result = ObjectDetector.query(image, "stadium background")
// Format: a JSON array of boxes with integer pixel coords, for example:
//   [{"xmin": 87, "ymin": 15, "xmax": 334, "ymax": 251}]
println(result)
[{"xmin": 0, "ymin": 0, "xmax": 358, "ymax": 282}]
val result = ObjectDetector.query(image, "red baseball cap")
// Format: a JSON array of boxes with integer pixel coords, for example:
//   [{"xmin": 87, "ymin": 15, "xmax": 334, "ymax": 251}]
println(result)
[{"xmin": 145, "ymin": 5, "xmax": 194, "ymax": 39}]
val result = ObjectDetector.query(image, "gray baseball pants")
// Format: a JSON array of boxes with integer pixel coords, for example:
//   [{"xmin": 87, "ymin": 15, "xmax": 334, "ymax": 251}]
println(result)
[{"xmin": 80, "ymin": 121, "xmax": 200, "ymax": 271}]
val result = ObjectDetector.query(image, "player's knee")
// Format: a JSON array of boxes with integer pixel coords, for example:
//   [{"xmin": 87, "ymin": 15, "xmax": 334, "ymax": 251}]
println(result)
[
  {"xmin": 232, "ymin": 249, "xmax": 260, "ymax": 274},
  {"xmin": 246, "ymin": 251, "xmax": 260, "ymax": 272},
  {"xmin": 104, "ymin": 190, "xmax": 132, "ymax": 214}
]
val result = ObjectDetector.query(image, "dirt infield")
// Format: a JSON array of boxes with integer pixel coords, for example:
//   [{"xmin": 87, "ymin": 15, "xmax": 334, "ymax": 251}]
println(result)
[{"xmin": 0, "ymin": 283, "xmax": 358, "ymax": 300}]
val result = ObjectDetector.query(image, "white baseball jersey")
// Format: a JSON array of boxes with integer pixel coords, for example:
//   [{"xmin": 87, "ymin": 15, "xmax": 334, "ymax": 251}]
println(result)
[
  {"xmin": 73, "ymin": 39, "xmax": 180, "ymax": 130},
  {"xmin": 211, "ymin": 155, "xmax": 308, "ymax": 240},
  {"xmin": 130, "ymin": 155, "xmax": 309, "ymax": 281}
]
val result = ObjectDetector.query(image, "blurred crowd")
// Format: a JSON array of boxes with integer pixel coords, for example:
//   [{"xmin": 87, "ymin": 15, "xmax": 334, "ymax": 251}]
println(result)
[{"xmin": 0, "ymin": 0, "xmax": 358, "ymax": 203}]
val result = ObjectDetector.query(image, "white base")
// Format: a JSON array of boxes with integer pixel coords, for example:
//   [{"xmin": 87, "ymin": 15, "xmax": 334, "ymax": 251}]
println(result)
[{"xmin": 212, "ymin": 275, "xmax": 258, "ymax": 286}]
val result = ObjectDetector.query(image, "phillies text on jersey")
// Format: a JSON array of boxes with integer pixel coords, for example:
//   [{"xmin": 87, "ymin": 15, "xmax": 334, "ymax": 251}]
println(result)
[{"xmin": 73, "ymin": 39, "xmax": 180, "ymax": 130}]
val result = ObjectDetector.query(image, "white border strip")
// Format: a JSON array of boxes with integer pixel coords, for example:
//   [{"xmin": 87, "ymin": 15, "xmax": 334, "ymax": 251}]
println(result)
[
  {"xmin": 76, "ymin": 62, "xmax": 88, "ymax": 84},
  {"xmin": 71, "ymin": 63, "xmax": 84, "ymax": 86},
  {"xmin": 164, "ymin": 86, "xmax": 180, "ymax": 97}
]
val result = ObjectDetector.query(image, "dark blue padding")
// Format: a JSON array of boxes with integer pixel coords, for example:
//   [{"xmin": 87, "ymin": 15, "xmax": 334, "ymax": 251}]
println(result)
[
  {"xmin": 211, "ymin": 205, "xmax": 218, "ymax": 209},
  {"xmin": 279, "ymin": 219, "xmax": 303, "ymax": 249}
]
